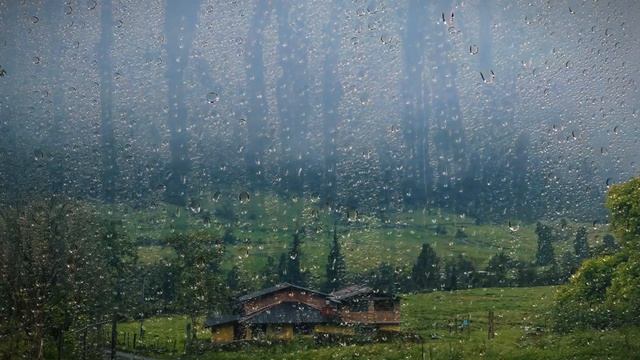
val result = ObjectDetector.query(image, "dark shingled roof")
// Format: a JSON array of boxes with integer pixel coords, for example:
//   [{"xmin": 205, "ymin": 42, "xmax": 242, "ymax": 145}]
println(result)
[
  {"xmin": 237, "ymin": 282, "xmax": 331, "ymax": 302},
  {"xmin": 203, "ymin": 314, "xmax": 240, "ymax": 328},
  {"xmin": 329, "ymin": 284, "xmax": 373, "ymax": 301},
  {"xmin": 243, "ymin": 302, "xmax": 331, "ymax": 324}
]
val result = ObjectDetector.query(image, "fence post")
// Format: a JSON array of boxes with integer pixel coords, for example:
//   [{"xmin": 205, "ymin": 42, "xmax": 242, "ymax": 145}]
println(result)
[{"xmin": 488, "ymin": 311, "xmax": 495, "ymax": 340}]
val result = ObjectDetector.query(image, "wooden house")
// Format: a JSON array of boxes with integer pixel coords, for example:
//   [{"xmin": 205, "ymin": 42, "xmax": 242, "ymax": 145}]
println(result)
[{"xmin": 204, "ymin": 283, "xmax": 400, "ymax": 344}]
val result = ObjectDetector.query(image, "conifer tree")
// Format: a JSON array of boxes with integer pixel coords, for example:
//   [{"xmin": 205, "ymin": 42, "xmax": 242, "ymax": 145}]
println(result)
[
  {"xmin": 535, "ymin": 222, "xmax": 555, "ymax": 265},
  {"xmin": 285, "ymin": 231, "xmax": 305, "ymax": 285},
  {"xmin": 325, "ymin": 225, "xmax": 346, "ymax": 292},
  {"xmin": 574, "ymin": 226, "xmax": 590, "ymax": 260},
  {"xmin": 410, "ymin": 243, "xmax": 440, "ymax": 291}
]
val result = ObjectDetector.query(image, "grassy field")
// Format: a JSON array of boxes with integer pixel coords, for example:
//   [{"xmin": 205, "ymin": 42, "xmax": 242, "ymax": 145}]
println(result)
[
  {"xmin": 108, "ymin": 192, "xmax": 609, "ymax": 287},
  {"xmin": 118, "ymin": 286, "xmax": 640, "ymax": 360}
]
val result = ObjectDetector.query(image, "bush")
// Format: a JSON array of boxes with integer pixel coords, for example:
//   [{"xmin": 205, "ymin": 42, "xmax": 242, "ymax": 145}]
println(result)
[{"xmin": 551, "ymin": 254, "xmax": 624, "ymax": 332}]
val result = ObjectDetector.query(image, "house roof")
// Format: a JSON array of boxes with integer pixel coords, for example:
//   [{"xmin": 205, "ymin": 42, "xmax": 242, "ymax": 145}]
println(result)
[
  {"xmin": 329, "ymin": 284, "xmax": 373, "ymax": 301},
  {"xmin": 242, "ymin": 302, "xmax": 332, "ymax": 324},
  {"xmin": 237, "ymin": 282, "xmax": 331, "ymax": 302},
  {"xmin": 329, "ymin": 285, "xmax": 399, "ymax": 301},
  {"xmin": 203, "ymin": 314, "xmax": 240, "ymax": 328}
]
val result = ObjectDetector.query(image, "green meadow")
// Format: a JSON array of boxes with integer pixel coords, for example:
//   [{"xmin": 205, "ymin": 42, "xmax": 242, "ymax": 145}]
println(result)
[
  {"xmin": 111, "ymin": 192, "xmax": 608, "ymax": 286},
  {"xmin": 118, "ymin": 286, "xmax": 639, "ymax": 360}
]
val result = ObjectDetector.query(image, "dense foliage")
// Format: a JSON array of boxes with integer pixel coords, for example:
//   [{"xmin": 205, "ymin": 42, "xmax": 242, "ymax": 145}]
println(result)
[{"xmin": 553, "ymin": 177, "xmax": 640, "ymax": 332}]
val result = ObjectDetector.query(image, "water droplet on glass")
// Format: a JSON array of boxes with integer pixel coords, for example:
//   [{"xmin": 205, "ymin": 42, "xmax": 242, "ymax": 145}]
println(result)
[
  {"xmin": 33, "ymin": 149, "xmax": 44, "ymax": 161},
  {"xmin": 65, "ymin": 6, "xmax": 73, "ymax": 15},
  {"xmin": 239, "ymin": 191, "xmax": 250, "ymax": 204},
  {"xmin": 32, "ymin": 57, "xmax": 40, "ymax": 65},
  {"xmin": 347, "ymin": 209, "xmax": 358, "ymax": 222},
  {"xmin": 87, "ymin": 0, "xmax": 97, "ymax": 10},
  {"xmin": 207, "ymin": 92, "xmax": 219, "ymax": 104},
  {"xmin": 212, "ymin": 191, "xmax": 221, "ymax": 202},
  {"xmin": 31, "ymin": 16, "xmax": 39, "ymax": 24},
  {"xmin": 469, "ymin": 44, "xmax": 479, "ymax": 55}
]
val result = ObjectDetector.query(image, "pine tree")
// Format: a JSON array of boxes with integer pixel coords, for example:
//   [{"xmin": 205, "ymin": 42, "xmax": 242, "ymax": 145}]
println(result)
[
  {"xmin": 277, "ymin": 253, "xmax": 288, "ymax": 283},
  {"xmin": 486, "ymin": 251, "xmax": 513, "ymax": 287},
  {"xmin": 454, "ymin": 254, "xmax": 476, "ymax": 289},
  {"xmin": 285, "ymin": 231, "xmax": 305, "ymax": 285},
  {"xmin": 444, "ymin": 260, "xmax": 458, "ymax": 291},
  {"xmin": 410, "ymin": 243, "xmax": 440, "ymax": 291},
  {"xmin": 226, "ymin": 266, "xmax": 241, "ymax": 296},
  {"xmin": 602, "ymin": 234, "xmax": 618, "ymax": 252},
  {"xmin": 325, "ymin": 225, "xmax": 346, "ymax": 292},
  {"xmin": 574, "ymin": 226, "xmax": 590, "ymax": 260},
  {"xmin": 535, "ymin": 222, "xmax": 555, "ymax": 265}
]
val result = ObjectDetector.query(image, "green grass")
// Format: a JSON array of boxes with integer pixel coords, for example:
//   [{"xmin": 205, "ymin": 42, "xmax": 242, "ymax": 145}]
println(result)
[
  {"xmin": 120, "ymin": 286, "xmax": 640, "ymax": 359},
  {"xmin": 117, "ymin": 315, "xmax": 210, "ymax": 355},
  {"xmin": 120, "ymin": 192, "xmax": 609, "ymax": 288}
]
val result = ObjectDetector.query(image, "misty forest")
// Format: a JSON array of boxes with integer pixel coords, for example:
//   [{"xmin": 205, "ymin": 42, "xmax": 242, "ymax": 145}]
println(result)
[{"xmin": 0, "ymin": 0, "xmax": 639, "ymax": 359}]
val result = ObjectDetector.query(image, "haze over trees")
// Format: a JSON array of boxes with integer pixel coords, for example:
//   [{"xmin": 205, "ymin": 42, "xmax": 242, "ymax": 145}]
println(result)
[{"xmin": 0, "ymin": 1, "xmax": 638, "ymax": 224}]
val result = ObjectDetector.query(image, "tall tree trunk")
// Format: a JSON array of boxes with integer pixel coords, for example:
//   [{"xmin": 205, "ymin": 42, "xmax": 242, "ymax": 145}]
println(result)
[
  {"xmin": 163, "ymin": 0, "xmax": 201, "ymax": 205},
  {"xmin": 402, "ymin": 0, "xmax": 431, "ymax": 205},
  {"xmin": 98, "ymin": 0, "xmax": 119, "ymax": 202},
  {"xmin": 430, "ymin": 0, "xmax": 467, "ymax": 209},
  {"xmin": 274, "ymin": 1, "xmax": 310, "ymax": 197},
  {"xmin": 244, "ymin": 0, "xmax": 270, "ymax": 189},
  {"xmin": 321, "ymin": 1, "xmax": 344, "ymax": 205}
]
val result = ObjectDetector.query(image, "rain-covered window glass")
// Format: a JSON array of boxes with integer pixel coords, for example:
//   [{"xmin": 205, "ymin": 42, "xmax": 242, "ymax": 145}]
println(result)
[{"xmin": 0, "ymin": 1, "xmax": 639, "ymax": 359}]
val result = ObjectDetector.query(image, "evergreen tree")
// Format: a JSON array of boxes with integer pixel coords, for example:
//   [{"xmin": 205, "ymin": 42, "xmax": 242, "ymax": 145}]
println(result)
[
  {"xmin": 262, "ymin": 256, "xmax": 280, "ymax": 287},
  {"xmin": 486, "ymin": 251, "xmax": 514, "ymax": 287},
  {"xmin": 369, "ymin": 262, "xmax": 401, "ymax": 295},
  {"xmin": 444, "ymin": 260, "xmax": 458, "ymax": 291},
  {"xmin": 574, "ymin": 226, "xmax": 590, "ymax": 260},
  {"xmin": 226, "ymin": 265, "xmax": 242, "ymax": 296},
  {"xmin": 277, "ymin": 253, "xmax": 288, "ymax": 283},
  {"xmin": 535, "ymin": 222, "xmax": 555, "ymax": 265},
  {"xmin": 602, "ymin": 234, "xmax": 619, "ymax": 252},
  {"xmin": 558, "ymin": 250, "xmax": 579, "ymax": 282},
  {"xmin": 410, "ymin": 243, "xmax": 440, "ymax": 291},
  {"xmin": 325, "ymin": 226, "xmax": 346, "ymax": 292},
  {"xmin": 454, "ymin": 254, "xmax": 476, "ymax": 289},
  {"xmin": 284, "ymin": 231, "xmax": 305, "ymax": 285}
]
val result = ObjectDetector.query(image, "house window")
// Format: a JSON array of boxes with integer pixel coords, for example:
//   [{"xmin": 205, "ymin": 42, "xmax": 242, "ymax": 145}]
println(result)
[
  {"xmin": 374, "ymin": 300, "xmax": 394, "ymax": 311},
  {"xmin": 348, "ymin": 299, "xmax": 369, "ymax": 312}
]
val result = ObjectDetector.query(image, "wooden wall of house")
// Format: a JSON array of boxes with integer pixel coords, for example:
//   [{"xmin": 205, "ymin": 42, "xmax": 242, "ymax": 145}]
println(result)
[
  {"xmin": 266, "ymin": 324, "xmax": 293, "ymax": 340},
  {"xmin": 338, "ymin": 299, "xmax": 401, "ymax": 325},
  {"xmin": 242, "ymin": 289, "xmax": 332, "ymax": 314},
  {"xmin": 211, "ymin": 324, "xmax": 235, "ymax": 343},
  {"xmin": 314, "ymin": 324, "xmax": 356, "ymax": 335}
]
